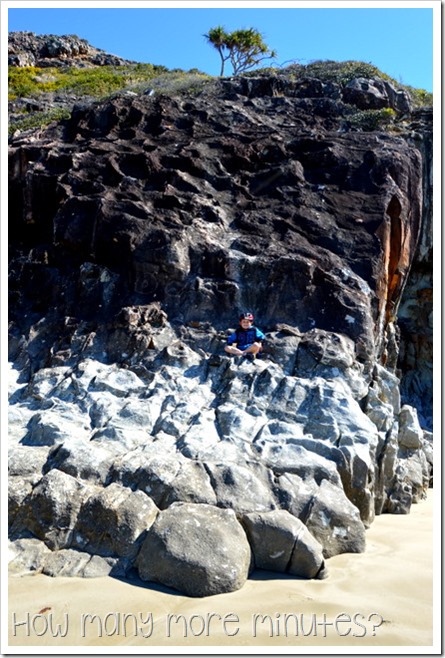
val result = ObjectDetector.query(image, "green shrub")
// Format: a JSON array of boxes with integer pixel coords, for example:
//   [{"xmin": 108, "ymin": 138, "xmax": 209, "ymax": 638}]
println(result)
[
  {"xmin": 9, "ymin": 67, "xmax": 45, "ymax": 99},
  {"xmin": 348, "ymin": 107, "xmax": 396, "ymax": 131},
  {"xmin": 404, "ymin": 85, "xmax": 433, "ymax": 107},
  {"xmin": 8, "ymin": 107, "xmax": 72, "ymax": 136}
]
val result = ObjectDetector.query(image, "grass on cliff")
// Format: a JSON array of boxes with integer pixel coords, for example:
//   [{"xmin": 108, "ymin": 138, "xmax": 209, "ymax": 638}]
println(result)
[{"xmin": 8, "ymin": 63, "xmax": 210, "ymax": 99}]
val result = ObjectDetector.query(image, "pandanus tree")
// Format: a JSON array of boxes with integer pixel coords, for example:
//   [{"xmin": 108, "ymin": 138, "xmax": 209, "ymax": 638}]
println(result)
[{"xmin": 204, "ymin": 26, "xmax": 277, "ymax": 76}]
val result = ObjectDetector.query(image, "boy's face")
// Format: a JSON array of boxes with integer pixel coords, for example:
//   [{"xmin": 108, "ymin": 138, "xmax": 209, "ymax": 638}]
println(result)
[{"xmin": 240, "ymin": 318, "xmax": 253, "ymax": 329}]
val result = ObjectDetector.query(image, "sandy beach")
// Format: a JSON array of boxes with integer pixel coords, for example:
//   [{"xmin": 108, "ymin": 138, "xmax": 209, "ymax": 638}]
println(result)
[{"xmin": 7, "ymin": 490, "xmax": 437, "ymax": 653}]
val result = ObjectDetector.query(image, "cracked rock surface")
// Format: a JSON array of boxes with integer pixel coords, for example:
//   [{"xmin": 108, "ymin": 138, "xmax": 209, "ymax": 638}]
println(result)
[{"xmin": 8, "ymin": 56, "xmax": 433, "ymax": 595}]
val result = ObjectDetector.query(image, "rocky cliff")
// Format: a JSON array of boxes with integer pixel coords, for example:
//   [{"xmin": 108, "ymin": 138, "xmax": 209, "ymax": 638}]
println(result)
[
  {"xmin": 8, "ymin": 31, "xmax": 134, "ymax": 68},
  {"xmin": 8, "ymin": 38, "xmax": 433, "ymax": 596},
  {"xmin": 396, "ymin": 108, "xmax": 433, "ymax": 430}
]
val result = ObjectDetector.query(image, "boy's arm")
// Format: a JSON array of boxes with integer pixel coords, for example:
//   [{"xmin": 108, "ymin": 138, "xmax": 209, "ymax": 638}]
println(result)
[
  {"xmin": 255, "ymin": 328, "xmax": 266, "ymax": 341},
  {"xmin": 227, "ymin": 332, "xmax": 238, "ymax": 346}
]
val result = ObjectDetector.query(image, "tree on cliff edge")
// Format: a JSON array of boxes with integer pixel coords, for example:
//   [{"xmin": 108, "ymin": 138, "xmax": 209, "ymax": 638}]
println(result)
[{"xmin": 204, "ymin": 26, "xmax": 277, "ymax": 76}]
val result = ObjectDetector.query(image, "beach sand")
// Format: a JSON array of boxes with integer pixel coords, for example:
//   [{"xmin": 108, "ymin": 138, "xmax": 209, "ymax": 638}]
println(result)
[{"xmin": 7, "ymin": 491, "xmax": 437, "ymax": 652}]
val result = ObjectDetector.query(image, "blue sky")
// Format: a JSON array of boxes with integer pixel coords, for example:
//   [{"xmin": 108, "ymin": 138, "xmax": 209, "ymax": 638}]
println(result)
[{"xmin": 7, "ymin": 3, "xmax": 436, "ymax": 92}]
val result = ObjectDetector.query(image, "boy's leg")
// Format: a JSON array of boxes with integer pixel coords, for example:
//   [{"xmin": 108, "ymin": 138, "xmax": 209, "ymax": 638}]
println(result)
[
  {"xmin": 242, "ymin": 342, "xmax": 262, "ymax": 356},
  {"xmin": 225, "ymin": 345, "xmax": 244, "ymax": 356}
]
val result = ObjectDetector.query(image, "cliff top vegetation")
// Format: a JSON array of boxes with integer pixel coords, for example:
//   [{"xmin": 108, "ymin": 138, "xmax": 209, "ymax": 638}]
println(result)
[
  {"xmin": 8, "ymin": 31, "xmax": 432, "ymax": 137},
  {"xmin": 9, "ymin": 58, "xmax": 432, "ymax": 104}
]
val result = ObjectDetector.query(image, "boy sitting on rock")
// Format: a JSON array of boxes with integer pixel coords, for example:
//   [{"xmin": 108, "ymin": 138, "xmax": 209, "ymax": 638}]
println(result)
[{"xmin": 224, "ymin": 312, "xmax": 265, "ymax": 361}]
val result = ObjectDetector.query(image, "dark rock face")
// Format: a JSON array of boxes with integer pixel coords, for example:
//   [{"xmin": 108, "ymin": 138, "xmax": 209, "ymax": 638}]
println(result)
[
  {"xmin": 9, "ymin": 81, "xmax": 423, "ymax": 364},
  {"xmin": 8, "ymin": 58, "xmax": 433, "ymax": 596},
  {"xmin": 343, "ymin": 77, "xmax": 412, "ymax": 113},
  {"xmin": 396, "ymin": 109, "xmax": 433, "ymax": 429}
]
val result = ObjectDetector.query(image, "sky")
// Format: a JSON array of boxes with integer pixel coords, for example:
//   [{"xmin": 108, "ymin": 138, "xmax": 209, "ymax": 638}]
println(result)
[{"xmin": 5, "ymin": 1, "xmax": 436, "ymax": 92}]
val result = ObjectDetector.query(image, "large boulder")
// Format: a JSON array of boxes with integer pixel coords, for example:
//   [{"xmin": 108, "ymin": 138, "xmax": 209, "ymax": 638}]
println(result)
[
  {"xmin": 242, "ymin": 509, "xmax": 327, "ymax": 579},
  {"xmin": 8, "ymin": 537, "xmax": 52, "ymax": 575},
  {"xmin": 305, "ymin": 479, "xmax": 366, "ymax": 557},
  {"xmin": 136, "ymin": 502, "xmax": 252, "ymax": 597},
  {"xmin": 200, "ymin": 461, "xmax": 277, "ymax": 514},
  {"xmin": 111, "ymin": 451, "xmax": 219, "ymax": 508},
  {"xmin": 21, "ymin": 406, "xmax": 91, "ymax": 446},
  {"xmin": 43, "ymin": 438, "xmax": 116, "ymax": 485},
  {"xmin": 41, "ymin": 549, "xmax": 120, "ymax": 578},
  {"xmin": 12, "ymin": 469, "xmax": 92, "ymax": 549},
  {"xmin": 8, "ymin": 537, "xmax": 122, "ymax": 578},
  {"xmin": 398, "ymin": 404, "xmax": 423, "ymax": 449},
  {"xmin": 73, "ymin": 482, "xmax": 158, "ymax": 559},
  {"xmin": 343, "ymin": 77, "xmax": 412, "ymax": 113}
]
